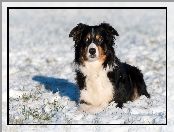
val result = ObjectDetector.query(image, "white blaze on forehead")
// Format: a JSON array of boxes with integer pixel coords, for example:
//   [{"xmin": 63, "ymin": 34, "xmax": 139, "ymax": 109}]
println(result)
[
  {"xmin": 91, "ymin": 28, "xmax": 94, "ymax": 43},
  {"xmin": 92, "ymin": 28, "xmax": 94, "ymax": 38}
]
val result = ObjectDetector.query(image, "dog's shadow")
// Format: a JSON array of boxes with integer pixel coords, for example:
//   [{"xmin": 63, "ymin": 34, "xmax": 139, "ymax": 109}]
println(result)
[{"xmin": 32, "ymin": 75, "xmax": 80, "ymax": 103}]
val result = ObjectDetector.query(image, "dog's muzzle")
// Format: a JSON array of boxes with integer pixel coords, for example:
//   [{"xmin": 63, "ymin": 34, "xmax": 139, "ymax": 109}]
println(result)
[
  {"xmin": 89, "ymin": 48, "xmax": 96, "ymax": 58},
  {"xmin": 86, "ymin": 43, "xmax": 99, "ymax": 61}
]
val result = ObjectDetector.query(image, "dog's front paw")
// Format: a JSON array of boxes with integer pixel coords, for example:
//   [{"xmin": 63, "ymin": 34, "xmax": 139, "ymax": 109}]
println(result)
[{"xmin": 116, "ymin": 102, "xmax": 123, "ymax": 108}]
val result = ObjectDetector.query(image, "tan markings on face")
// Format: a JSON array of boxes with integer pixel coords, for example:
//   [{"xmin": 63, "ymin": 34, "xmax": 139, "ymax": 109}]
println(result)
[
  {"xmin": 97, "ymin": 45, "xmax": 107, "ymax": 62},
  {"xmin": 85, "ymin": 34, "xmax": 91, "ymax": 42},
  {"xmin": 96, "ymin": 34, "xmax": 100, "ymax": 40},
  {"xmin": 80, "ymin": 47, "xmax": 88, "ymax": 63},
  {"xmin": 87, "ymin": 34, "xmax": 91, "ymax": 39}
]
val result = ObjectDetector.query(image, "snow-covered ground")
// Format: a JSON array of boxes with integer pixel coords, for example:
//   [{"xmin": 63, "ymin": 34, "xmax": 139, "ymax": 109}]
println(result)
[{"xmin": 2, "ymin": 2, "xmax": 173, "ymax": 132}]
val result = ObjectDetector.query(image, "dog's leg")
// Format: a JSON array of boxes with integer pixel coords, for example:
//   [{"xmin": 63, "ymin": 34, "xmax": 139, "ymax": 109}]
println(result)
[
  {"xmin": 116, "ymin": 101, "xmax": 123, "ymax": 108},
  {"xmin": 87, "ymin": 102, "xmax": 109, "ymax": 114},
  {"xmin": 129, "ymin": 67, "xmax": 150, "ymax": 99},
  {"xmin": 79, "ymin": 103, "xmax": 92, "ymax": 112}
]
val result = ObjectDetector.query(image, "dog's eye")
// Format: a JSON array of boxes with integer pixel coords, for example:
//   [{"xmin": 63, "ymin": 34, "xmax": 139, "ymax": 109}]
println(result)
[
  {"xmin": 98, "ymin": 37, "xmax": 103, "ymax": 42},
  {"xmin": 85, "ymin": 37, "xmax": 89, "ymax": 42}
]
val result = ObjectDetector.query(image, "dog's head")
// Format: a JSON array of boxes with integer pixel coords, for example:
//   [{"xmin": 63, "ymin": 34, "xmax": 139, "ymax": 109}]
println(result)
[{"xmin": 69, "ymin": 23, "xmax": 119, "ymax": 64}]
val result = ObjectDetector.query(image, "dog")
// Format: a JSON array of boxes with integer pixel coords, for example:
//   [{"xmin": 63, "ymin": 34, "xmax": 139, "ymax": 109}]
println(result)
[{"xmin": 69, "ymin": 22, "xmax": 150, "ymax": 114}]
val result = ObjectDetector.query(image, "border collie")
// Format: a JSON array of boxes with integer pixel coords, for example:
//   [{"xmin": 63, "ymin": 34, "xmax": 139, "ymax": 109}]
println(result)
[{"xmin": 69, "ymin": 22, "xmax": 150, "ymax": 114}]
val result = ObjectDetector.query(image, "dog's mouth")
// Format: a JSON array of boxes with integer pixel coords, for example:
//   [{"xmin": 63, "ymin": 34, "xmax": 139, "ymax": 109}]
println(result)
[
  {"xmin": 87, "ymin": 54, "xmax": 98, "ymax": 62},
  {"xmin": 89, "ymin": 54, "xmax": 96, "ymax": 58}
]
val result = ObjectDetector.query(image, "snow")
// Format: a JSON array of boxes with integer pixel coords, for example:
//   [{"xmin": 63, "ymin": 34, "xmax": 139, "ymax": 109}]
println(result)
[{"xmin": 2, "ymin": 2, "xmax": 173, "ymax": 132}]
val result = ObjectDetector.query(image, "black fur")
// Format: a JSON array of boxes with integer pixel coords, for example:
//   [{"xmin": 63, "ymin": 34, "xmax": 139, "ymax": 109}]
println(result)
[
  {"xmin": 69, "ymin": 22, "xmax": 150, "ymax": 109},
  {"xmin": 75, "ymin": 70, "xmax": 86, "ymax": 90},
  {"xmin": 80, "ymin": 100, "xmax": 91, "ymax": 105}
]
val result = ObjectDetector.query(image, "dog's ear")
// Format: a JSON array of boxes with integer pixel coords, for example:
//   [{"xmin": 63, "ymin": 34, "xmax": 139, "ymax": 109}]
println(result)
[
  {"xmin": 100, "ymin": 23, "xmax": 119, "ymax": 36},
  {"xmin": 69, "ymin": 23, "xmax": 88, "ymax": 41}
]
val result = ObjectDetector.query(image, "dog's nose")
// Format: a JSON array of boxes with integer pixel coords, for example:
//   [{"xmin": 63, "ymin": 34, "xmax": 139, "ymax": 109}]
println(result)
[{"xmin": 89, "ymin": 48, "xmax": 96, "ymax": 55}]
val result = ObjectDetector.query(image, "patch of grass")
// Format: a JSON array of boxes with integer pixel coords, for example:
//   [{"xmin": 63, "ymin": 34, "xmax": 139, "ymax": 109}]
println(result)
[
  {"xmin": 49, "ymin": 99, "xmax": 65, "ymax": 112},
  {"xmin": 21, "ymin": 105, "xmax": 52, "ymax": 123},
  {"xmin": 18, "ymin": 99, "xmax": 66, "ymax": 123},
  {"xmin": 22, "ymin": 93, "xmax": 32, "ymax": 102},
  {"xmin": 9, "ymin": 88, "xmax": 68, "ymax": 124}
]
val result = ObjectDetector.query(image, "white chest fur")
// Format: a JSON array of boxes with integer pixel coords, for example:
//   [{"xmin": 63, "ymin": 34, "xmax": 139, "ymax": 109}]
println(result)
[{"xmin": 79, "ymin": 60, "xmax": 114, "ymax": 108}]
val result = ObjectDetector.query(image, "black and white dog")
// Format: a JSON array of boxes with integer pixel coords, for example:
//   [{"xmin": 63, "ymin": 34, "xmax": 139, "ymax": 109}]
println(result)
[{"xmin": 69, "ymin": 23, "xmax": 150, "ymax": 114}]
